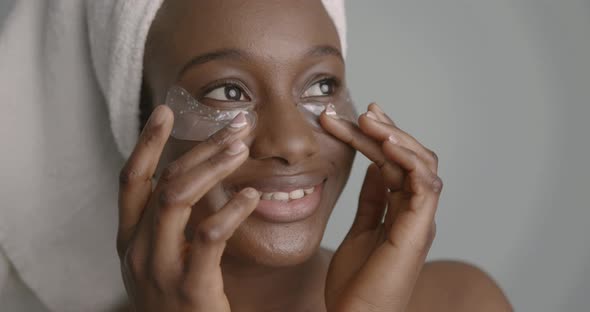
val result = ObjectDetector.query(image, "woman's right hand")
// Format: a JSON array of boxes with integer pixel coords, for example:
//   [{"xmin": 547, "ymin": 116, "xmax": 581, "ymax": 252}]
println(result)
[{"xmin": 116, "ymin": 105, "xmax": 257, "ymax": 312}]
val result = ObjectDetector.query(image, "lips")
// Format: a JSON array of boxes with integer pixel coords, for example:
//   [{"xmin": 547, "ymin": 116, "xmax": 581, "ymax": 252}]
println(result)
[
  {"xmin": 229, "ymin": 172, "xmax": 326, "ymax": 193},
  {"xmin": 225, "ymin": 173, "xmax": 327, "ymax": 223},
  {"xmin": 253, "ymin": 181, "xmax": 324, "ymax": 223}
]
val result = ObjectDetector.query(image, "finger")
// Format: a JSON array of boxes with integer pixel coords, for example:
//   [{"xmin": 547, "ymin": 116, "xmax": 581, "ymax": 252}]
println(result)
[
  {"xmin": 382, "ymin": 139, "xmax": 442, "ymax": 197},
  {"xmin": 148, "ymin": 140, "xmax": 250, "ymax": 281},
  {"xmin": 160, "ymin": 112, "xmax": 252, "ymax": 180},
  {"xmin": 320, "ymin": 111, "xmax": 405, "ymax": 190},
  {"xmin": 183, "ymin": 187, "xmax": 260, "ymax": 291},
  {"xmin": 346, "ymin": 163, "xmax": 388, "ymax": 239},
  {"xmin": 117, "ymin": 105, "xmax": 173, "ymax": 258},
  {"xmin": 383, "ymin": 190, "xmax": 403, "ymax": 241},
  {"xmin": 344, "ymin": 142, "xmax": 442, "ymax": 312},
  {"xmin": 326, "ymin": 164, "xmax": 387, "ymax": 307},
  {"xmin": 368, "ymin": 102, "xmax": 396, "ymax": 126},
  {"xmin": 157, "ymin": 140, "xmax": 249, "ymax": 207},
  {"xmin": 383, "ymin": 140, "xmax": 442, "ymax": 250},
  {"xmin": 359, "ymin": 111, "xmax": 438, "ymax": 173}
]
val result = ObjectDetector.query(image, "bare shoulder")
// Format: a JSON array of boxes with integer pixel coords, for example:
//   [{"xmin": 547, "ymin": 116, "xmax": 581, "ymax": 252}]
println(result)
[{"xmin": 407, "ymin": 260, "xmax": 513, "ymax": 312}]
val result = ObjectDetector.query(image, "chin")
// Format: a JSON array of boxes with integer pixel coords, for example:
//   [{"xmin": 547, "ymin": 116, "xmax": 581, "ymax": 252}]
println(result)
[
  {"xmin": 210, "ymin": 171, "xmax": 339, "ymax": 267},
  {"xmin": 224, "ymin": 209, "xmax": 331, "ymax": 267}
]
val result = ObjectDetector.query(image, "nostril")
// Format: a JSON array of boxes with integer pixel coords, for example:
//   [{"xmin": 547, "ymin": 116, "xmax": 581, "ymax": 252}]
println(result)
[
  {"xmin": 248, "ymin": 101, "xmax": 321, "ymax": 164},
  {"xmin": 248, "ymin": 130, "xmax": 319, "ymax": 165}
]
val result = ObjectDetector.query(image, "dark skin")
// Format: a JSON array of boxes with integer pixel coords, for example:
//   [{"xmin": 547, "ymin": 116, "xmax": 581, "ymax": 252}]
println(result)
[{"xmin": 116, "ymin": 0, "xmax": 512, "ymax": 311}]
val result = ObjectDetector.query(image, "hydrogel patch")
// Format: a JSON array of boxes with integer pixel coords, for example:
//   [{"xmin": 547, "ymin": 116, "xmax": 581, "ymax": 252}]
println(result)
[
  {"xmin": 165, "ymin": 86, "xmax": 257, "ymax": 141},
  {"xmin": 296, "ymin": 90, "xmax": 356, "ymax": 130},
  {"xmin": 297, "ymin": 102, "xmax": 332, "ymax": 129}
]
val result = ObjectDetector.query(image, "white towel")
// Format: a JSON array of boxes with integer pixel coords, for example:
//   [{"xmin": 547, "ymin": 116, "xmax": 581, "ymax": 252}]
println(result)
[{"xmin": 0, "ymin": 1, "xmax": 347, "ymax": 311}]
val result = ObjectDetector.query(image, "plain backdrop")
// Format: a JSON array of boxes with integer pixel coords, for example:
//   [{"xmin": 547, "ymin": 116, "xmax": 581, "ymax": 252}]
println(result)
[
  {"xmin": 1, "ymin": 1, "xmax": 589, "ymax": 311},
  {"xmin": 331, "ymin": 1, "xmax": 590, "ymax": 311}
]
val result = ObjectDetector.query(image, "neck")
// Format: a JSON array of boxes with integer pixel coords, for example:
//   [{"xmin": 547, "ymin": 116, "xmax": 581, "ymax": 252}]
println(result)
[{"xmin": 221, "ymin": 248, "xmax": 331, "ymax": 312}]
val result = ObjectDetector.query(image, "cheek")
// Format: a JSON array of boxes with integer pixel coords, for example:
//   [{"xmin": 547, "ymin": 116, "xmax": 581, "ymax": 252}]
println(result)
[{"xmin": 317, "ymin": 134, "xmax": 355, "ymax": 172}]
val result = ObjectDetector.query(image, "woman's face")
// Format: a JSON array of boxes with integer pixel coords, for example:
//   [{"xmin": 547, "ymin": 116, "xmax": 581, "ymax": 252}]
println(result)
[{"xmin": 144, "ymin": 0, "xmax": 356, "ymax": 266}]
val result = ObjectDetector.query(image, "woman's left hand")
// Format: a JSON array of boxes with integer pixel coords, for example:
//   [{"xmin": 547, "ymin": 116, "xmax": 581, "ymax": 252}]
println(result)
[{"xmin": 321, "ymin": 103, "xmax": 443, "ymax": 312}]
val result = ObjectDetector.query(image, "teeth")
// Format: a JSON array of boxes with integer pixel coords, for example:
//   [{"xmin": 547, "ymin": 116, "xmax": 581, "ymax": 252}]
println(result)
[
  {"xmin": 272, "ymin": 192, "xmax": 290, "ymax": 201},
  {"xmin": 289, "ymin": 189, "xmax": 305, "ymax": 200},
  {"xmin": 258, "ymin": 187, "xmax": 316, "ymax": 201}
]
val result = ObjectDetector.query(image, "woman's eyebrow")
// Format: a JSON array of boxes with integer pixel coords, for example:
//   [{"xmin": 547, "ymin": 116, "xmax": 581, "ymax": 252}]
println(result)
[
  {"xmin": 178, "ymin": 49, "xmax": 246, "ymax": 78},
  {"xmin": 305, "ymin": 45, "xmax": 343, "ymax": 63},
  {"xmin": 178, "ymin": 45, "xmax": 343, "ymax": 78}
]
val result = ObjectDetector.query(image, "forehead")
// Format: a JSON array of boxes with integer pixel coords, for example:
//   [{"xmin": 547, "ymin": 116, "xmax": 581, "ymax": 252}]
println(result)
[{"xmin": 152, "ymin": 0, "xmax": 341, "ymax": 64}]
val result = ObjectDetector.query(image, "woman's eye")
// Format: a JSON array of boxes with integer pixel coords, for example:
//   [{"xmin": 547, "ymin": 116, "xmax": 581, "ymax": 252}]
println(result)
[
  {"xmin": 203, "ymin": 85, "xmax": 249, "ymax": 101},
  {"xmin": 302, "ymin": 79, "xmax": 336, "ymax": 98}
]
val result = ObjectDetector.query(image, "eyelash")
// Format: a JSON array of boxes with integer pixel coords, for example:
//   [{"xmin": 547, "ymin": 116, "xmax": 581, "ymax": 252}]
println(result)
[
  {"xmin": 199, "ymin": 79, "xmax": 251, "ymax": 101},
  {"xmin": 304, "ymin": 76, "xmax": 341, "ymax": 97},
  {"xmin": 198, "ymin": 75, "xmax": 341, "ymax": 101}
]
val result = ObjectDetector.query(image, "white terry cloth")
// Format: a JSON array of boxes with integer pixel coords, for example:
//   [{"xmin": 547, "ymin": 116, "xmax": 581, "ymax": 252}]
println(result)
[{"xmin": 0, "ymin": 1, "xmax": 346, "ymax": 311}]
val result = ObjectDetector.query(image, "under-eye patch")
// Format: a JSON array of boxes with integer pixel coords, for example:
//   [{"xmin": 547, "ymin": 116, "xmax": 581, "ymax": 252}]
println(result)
[
  {"xmin": 165, "ymin": 85, "xmax": 257, "ymax": 141},
  {"xmin": 296, "ymin": 91, "xmax": 356, "ymax": 130},
  {"xmin": 165, "ymin": 85, "xmax": 355, "ymax": 141}
]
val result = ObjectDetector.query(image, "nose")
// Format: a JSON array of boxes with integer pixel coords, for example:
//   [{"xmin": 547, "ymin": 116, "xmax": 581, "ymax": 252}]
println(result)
[{"xmin": 249, "ymin": 96, "xmax": 320, "ymax": 165}]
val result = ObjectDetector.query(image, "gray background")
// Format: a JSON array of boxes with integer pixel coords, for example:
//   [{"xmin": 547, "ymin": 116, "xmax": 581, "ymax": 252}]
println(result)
[
  {"xmin": 0, "ymin": 1, "xmax": 12, "ymax": 29},
  {"xmin": 323, "ymin": 1, "xmax": 590, "ymax": 311},
  {"xmin": 1, "ymin": 1, "xmax": 589, "ymax": 311}
]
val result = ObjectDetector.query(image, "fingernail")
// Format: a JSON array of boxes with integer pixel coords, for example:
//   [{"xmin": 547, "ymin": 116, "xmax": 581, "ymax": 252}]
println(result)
[
  {"xmin": 388, "ymin": 134, "xmax": 399, "ymax": 144},
  {"xmin": 225, "ymin": 140, "xmax": 247, "ymax": 155},
  {"xmin": 325, "ymin": 104, "xmax": 339, "ymax": 118},
  {"xmin": 365, "ymin": 111, "xmax": 378, "ymax": 121},
  {"xmin": 229, "ymin": 112, "xmax": 248, "ymax": 129},
  {"xmin": 242, "ymin": 187, "xmax": 260, "ymax": 199}
]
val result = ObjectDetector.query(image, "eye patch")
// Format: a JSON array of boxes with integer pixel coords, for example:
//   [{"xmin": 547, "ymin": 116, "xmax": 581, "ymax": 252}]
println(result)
[{"xmin": 165, "ymin": 86, "xmax": 355, "ymax": 141}]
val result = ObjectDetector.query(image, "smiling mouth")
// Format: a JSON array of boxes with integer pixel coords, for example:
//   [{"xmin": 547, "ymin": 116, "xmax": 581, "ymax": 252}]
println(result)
[
  {"xmin": 259, "ymin": 186, "xmax": 316, "ymax": 202},
  {"xmin": 225, "ymin": 175, "xmax": 327, "ymax": 223}
]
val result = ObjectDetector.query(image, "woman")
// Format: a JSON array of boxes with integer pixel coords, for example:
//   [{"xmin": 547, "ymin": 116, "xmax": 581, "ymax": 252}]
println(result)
[
  {"xmin": 0, "ymin": 0, "xmax": 511, "ymax": 311},
  {"xmin": 116, "ymin": 0, "xmax": 512, "ymax": 311}
]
